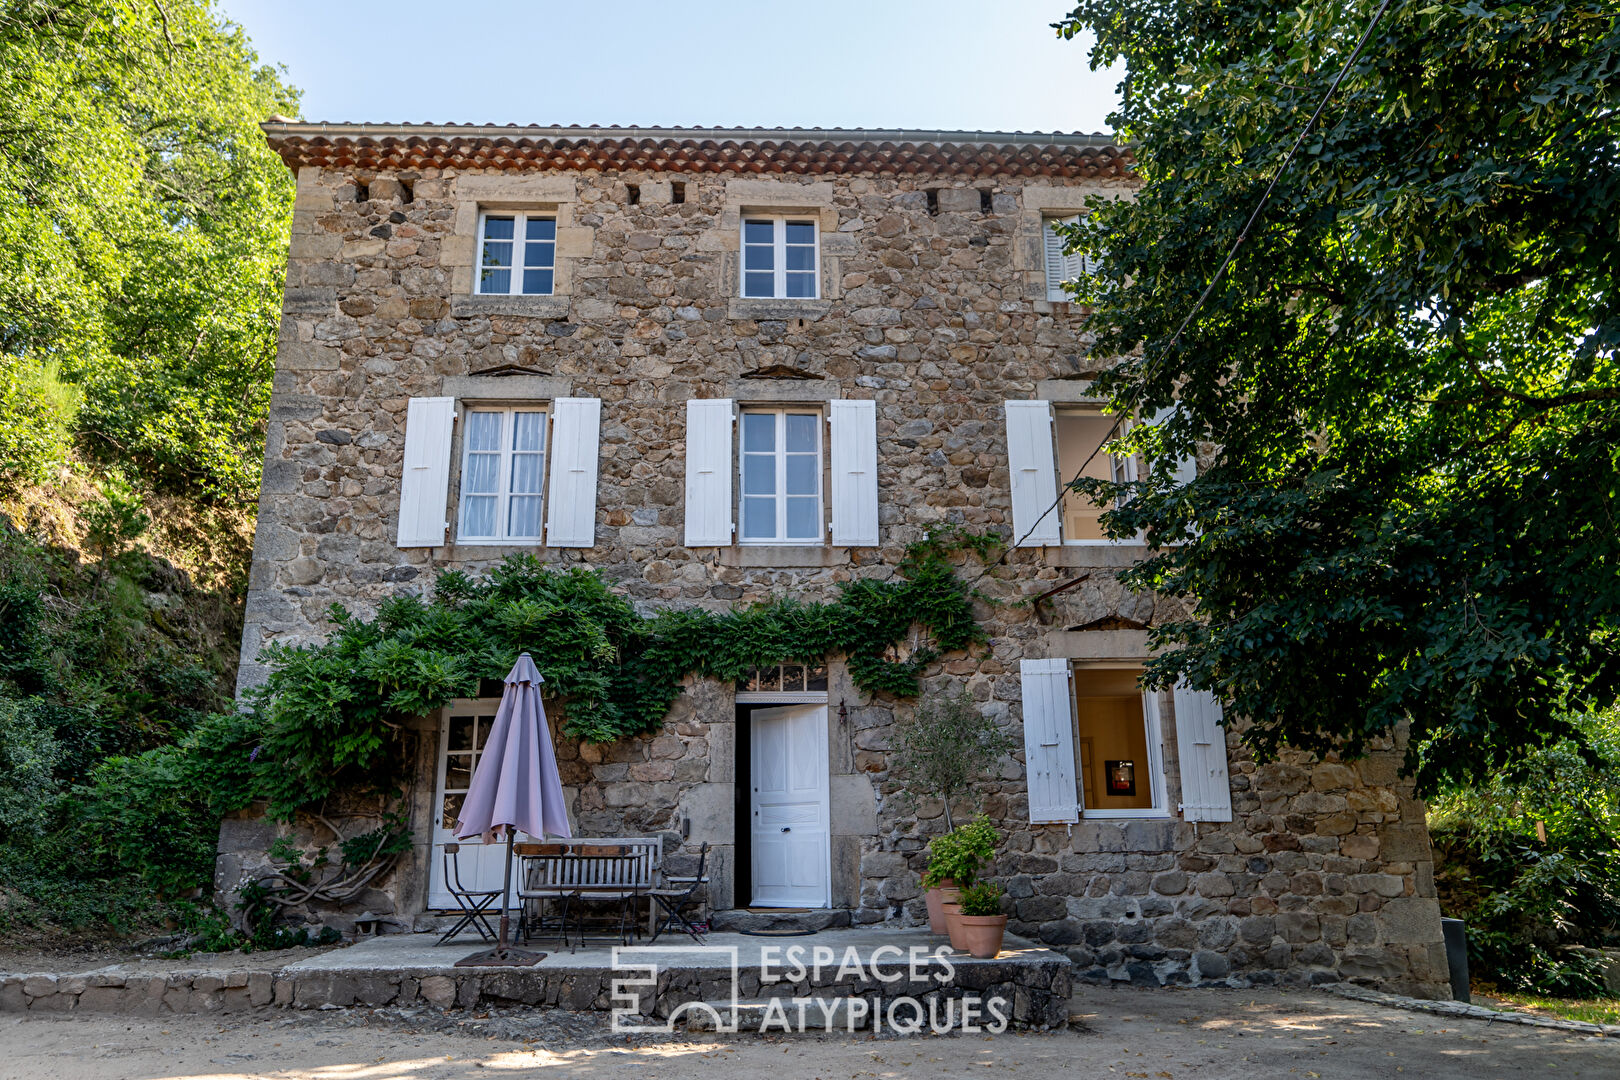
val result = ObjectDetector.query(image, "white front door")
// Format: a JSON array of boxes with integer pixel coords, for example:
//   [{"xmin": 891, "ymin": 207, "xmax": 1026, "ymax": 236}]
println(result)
[
  {"xmin": 427, "ymin": 700, "xmax": 529, "ymax": 910},
  {"xmin": 749, "ymin": 704, "xmax": 831, "ymax": 907}
]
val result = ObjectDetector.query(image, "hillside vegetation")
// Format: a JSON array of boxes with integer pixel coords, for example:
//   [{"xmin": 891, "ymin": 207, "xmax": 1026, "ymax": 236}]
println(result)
[{"xmin": 0, "ymin": 0, "xmax": 296, "ymax": 939}]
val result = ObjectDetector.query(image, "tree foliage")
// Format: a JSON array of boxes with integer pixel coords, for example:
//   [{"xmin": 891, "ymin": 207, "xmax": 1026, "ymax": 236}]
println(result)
[
  {"xmin": 1055, "ymin": 1, "xmax": 1620, "ymax": 788},
  {"xmin": 0, "ymin": 0, "xmax": 298, "ymax": 501}
]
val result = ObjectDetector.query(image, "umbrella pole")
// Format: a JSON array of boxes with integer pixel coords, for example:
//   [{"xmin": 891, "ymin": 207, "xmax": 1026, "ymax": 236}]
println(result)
[
  {"xmin": 455, "ymin": 828, "xmax": 545, "ymax": 967},
  {"xmin": 497, "ymin": 829, "xmax": 515, "ymax": 953}
]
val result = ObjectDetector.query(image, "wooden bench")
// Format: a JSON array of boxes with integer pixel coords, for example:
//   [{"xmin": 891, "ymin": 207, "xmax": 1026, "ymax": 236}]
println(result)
[{"xmin": 514, "ymin": 838, "xmax": 661, "ymax": 947}]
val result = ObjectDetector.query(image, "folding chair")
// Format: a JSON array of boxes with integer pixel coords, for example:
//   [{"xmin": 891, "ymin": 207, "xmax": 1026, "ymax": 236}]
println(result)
[
  {"xmin": 436, "ymin": 842, "xmax": 502, "ymax": 945},
  {"xmin": 647, "ymin": 842, "xmax": 710, "ymax": 944}
]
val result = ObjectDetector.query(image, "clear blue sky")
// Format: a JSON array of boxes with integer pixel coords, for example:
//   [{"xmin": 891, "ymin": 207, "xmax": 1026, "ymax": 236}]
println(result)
[{"xmin": 218, "ymin": 0, "xmax": 1122, "ymax": 134}]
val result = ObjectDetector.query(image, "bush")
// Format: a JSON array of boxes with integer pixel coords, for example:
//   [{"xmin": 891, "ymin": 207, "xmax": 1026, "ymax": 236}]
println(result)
[
  {"xmin": 1430, "ymin": 710, "xmax": 1620, "ymax": 997},
  {"xmin": 956, "ymin": 880, "xmax": 1005, "ymax": 918},
  {"xmin": 922, "ymin": 815, "xmax": 999, "ymax": 889}
]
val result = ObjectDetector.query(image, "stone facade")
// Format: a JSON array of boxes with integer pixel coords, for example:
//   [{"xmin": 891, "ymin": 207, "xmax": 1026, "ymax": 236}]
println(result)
[{"xmin": 223, "ymin": 124, "xmax": 1449, "ymax": 997}]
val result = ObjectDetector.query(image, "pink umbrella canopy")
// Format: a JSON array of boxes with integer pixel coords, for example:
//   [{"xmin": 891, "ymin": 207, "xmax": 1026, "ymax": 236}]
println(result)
[{"xmin": 454, "ymin": 652, "xmax": 571, "ymax": 843}]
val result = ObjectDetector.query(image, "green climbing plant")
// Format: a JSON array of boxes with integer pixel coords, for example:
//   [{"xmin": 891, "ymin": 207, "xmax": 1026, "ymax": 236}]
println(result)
[{"xmin": 238, "ymin": 526, "xmax": 1000, "ymax": 819}]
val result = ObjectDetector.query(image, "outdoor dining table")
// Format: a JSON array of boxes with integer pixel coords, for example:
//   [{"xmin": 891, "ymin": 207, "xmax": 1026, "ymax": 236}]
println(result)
[{"xmin": 514, "ymin": 842, "xmax": 657, "ymax": 951}]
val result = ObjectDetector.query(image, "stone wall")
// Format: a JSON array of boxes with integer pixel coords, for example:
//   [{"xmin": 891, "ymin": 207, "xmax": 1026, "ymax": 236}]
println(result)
[{"xmin": 225, "ymin": 146, "xmax": 1449, "ymax": 996}]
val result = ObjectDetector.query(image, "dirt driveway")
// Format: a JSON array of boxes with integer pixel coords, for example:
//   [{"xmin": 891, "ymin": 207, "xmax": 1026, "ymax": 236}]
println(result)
[{"xmin": 2, "ymin": 984, "xmax": 1615, "ymax": 1079}]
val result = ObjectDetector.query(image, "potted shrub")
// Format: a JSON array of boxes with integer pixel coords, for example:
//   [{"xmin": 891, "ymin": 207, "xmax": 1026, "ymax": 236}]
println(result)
[
  {"xmin": 923, "ymin": 816, "xmax": 998, "ymax": 939},
  {"xmin": 951, "ymin": 881, "xmax": 1008, "ymax": 959}
]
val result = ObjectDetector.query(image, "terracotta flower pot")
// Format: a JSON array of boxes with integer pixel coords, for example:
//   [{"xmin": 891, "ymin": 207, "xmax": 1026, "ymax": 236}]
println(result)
[
  {"xmin": 924, "ymin": 881, "xmax": 960, "ymax": 934},
  {"xmin": 941, "ymin": 902, "xmax": 970, "ymax": 952},
  {"xmin": 954, "ymin": 914, "xmax": 1007, "ymax": 959}
]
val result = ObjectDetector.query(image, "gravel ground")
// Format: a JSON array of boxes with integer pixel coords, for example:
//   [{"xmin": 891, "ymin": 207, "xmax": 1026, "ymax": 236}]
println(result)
[{"xmin": 1, "ymin": 983, "xmax": 1617, "ymax": 1079}]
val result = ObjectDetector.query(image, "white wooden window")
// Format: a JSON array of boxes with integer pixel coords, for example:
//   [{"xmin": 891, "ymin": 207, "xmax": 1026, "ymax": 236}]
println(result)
[
  {"xmin": 477, "ymin": 212, "xmax": 556, "ymax": 295},
  {"xmin": 457, "ymin": 408, "xmax": 547, "ymax": 543},
  {"xmin": 1069, "ymin": 663, "xmax": 1169, "ymax": 819},
  {"xmin": 1054, "ymin": 406, "xmax": 1137, "ymax": 544},
  {"xmin": 739, "ymin": 409, "xmax": 823, "ymax": 544},
  {"xmin": 741, "ymin": 217, "xmax": 819, "ymax": 299},
  {"xmin": 1044, "ymin": 215, "xmax": 1097, "ymax": 302}
]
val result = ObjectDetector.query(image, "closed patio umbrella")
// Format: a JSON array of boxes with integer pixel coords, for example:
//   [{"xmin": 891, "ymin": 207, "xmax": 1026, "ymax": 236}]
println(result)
[{"xmin": 452, "ymin": 651, "xmax": 570, "ymax": 965}]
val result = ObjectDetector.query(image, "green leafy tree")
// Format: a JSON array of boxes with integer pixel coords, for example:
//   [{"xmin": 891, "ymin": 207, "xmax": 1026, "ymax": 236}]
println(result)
[
  {"xmin": 1054, "ymin": 1, "xmax": 1620, "ymax": 788},
  {"xmin": 0, "ymin": 0, "xmax": 298, "ymax": 503}
]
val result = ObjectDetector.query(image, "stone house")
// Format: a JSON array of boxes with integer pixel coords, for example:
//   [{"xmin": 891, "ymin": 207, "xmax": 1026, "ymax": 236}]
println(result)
[{"xmin": 219, "ymin": 122, "xmax": 1449, "ymax": 996}]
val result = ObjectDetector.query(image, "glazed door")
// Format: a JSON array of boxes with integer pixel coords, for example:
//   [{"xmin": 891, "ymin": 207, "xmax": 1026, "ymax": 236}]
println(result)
[
  {"xmin": 427, "ymin": 701, "xmax": 514, "ymax": 909},
  {"xmin": 748, "ymin": 704, "xmax": 831, "ymax": 907}
]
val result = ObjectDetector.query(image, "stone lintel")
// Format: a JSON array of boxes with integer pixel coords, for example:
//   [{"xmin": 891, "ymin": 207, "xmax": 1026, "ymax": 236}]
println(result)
[{"xmin": 442, "ymin": 375, "xmax": 572, "ymax": 401}]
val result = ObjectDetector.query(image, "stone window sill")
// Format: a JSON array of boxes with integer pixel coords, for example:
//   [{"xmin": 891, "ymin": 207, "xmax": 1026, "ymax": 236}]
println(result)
[
  {"xmin": 451, "ymin": 294, "xmax": 570, "ymax": 319},
  {"xmin": 727, "ymin": 297, "xmax": 831, "ymax": 321},
  {"xmin": 1039, "ymin": 544, "xmax": 1149, "ymax": 569},
  {"xmin": 718, "ymin": 545, "xmax": 848, "ymax": 568}
]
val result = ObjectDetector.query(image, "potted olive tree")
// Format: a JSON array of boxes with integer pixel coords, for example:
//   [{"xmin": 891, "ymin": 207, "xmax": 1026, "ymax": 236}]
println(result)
[
  {"xmin": 893, "ymin": 691, "xmax": 1014, "ymax": 933},
  {"xmin": 953, "ymin": 880, "xmax": 1008, "ymax": 958},
  {"xmin": 922, "ymin": 815, "xmax": 998, "ymax": 947}
]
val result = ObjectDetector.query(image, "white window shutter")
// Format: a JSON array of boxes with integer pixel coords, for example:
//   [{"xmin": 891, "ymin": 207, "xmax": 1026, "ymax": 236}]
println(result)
[
  {"xmin": 1173, "ymin": 683, "xmax": 1233, "ymax": 822},
  {"xmin": 1044, "ymin": 215, "xmax": 1087, "ymax": 301},
  {"xmin": 684, "ymin": 398, "xmax": 734, "ymax": 547},
  {"xmin": 828, "ymin": 399, "xmax": 879, "ymax": 547},
  {"xmin": 1004, "ymin": 400, "xmax": 1061, "ymax": 546},
  {"xmin": 396, "ymin": 396, "xmax": 456, "ymax": 548},
  {"xmin": 545, "ymin": 397, "xmax": 601, "ymax": 548},
  {"xmin": 1020, "ymin": 658, "xmax": 1079, "ymax": 824},
  {"xmin": 1153, "ymin": 405, "xmax": 1198, "ymax": 486}
]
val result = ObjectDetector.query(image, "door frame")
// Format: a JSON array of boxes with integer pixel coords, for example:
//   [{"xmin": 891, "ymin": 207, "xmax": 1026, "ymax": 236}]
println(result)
[{"xmin": 738, "ymin": 691, "xmax": 831, "ymax": 909}]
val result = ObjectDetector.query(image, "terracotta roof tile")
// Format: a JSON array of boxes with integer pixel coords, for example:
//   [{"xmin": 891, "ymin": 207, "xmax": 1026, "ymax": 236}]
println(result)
[{"xmin": 261, "ymin": 123, "xmax": 1134, "ymax": 179}]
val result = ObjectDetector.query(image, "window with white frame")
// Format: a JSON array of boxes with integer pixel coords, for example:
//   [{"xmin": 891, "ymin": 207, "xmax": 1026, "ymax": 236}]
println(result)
[
  {"xmin": 741, "ymin": 217, "xmax": 819, "ymax": 299},
  {"xmin": 739, "ymin": 408, "xmax": 823, "ymax": 544},
  {"xmin": 477, "ymin": 212, "xmax": 556, "ymax": 295},
  {"xmin": 1055, "ymin": 407, "xmax": 1136, "ymax": 543},
  {"xmin": 457, "ymin": 408, "xmax": 547, "ymax": 543},
  {"xmin": 1044, "ymin": 215, "xmax": 1096, "ymax": 302},
  {"xmin": 1070, "ymin": 664, "xmax": 1164, "ymax": 815}
]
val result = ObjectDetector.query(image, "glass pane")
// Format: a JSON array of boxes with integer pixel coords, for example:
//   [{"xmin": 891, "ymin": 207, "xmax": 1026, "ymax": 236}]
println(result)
[
  {"xmin": 742, "ymin": 412, "xmax": 775, "ymax": 452},
  {"xmin": 744, "ymin": 245, "xmax": 773, "ymax": 271},
  {"xmin": 508, "ymin": 495, "xmax": 542, "ymax": 538},
  {"xmin": 525, "ymin": 217, "xmax": 556, "ymax": 241},
  {"xmin": 461, "ymin": 494, "xmax": 496, "ymax": 538},
  {"xmin": 481, "ymin": 240, "xmax": 512, "ymax": 267},
  {"xmin": 786, "ymin": 272, "xmax": 816, "ymax": 298},
  {"xmin": 479, "ymin": 267, "xmax": 512, "ymax": 294},
  {"xmin": 464, "ymin": 453, "xmax": 499, "ymax": 494},
  {"xmin": 785, "ymin": 221, "xmax": 815, "ymax": 244},
  {"xmin": 483, "ymin": 216, "xmax": 515, "ymax": 240},
  {"xmin": 744, "ymin": 271, "xmax": 775, "ymax": 297},
  {"xmin": 510, "ymin": 453, "xmax": 543, "ymax": 494},
  {"xmin": 441, "ymin": 793, "xmax": 464, "ymax": 830},
  {"xmin": 743, "ymin": 220, "xmax": 774, "ymax": 244},
  {"xmin": 785, "ymin": 413, "xmax": 818, "ymax": 452},
  {"xmin": 742, "ymin": 496, "xmax": 776, "ymax": 539},
  {"xmin": 512, "ymin": 412, "xmax": 545, "ymax": 452},
  {"xmin": 757, "ymin": 666, "xmax": 780, "ymax": 692},
  {"xmin": 785, "ymin": 245, "xmax": 814, "ymax": 271},
  {"xmin": 742, "ymin": 454, "xmax": 775, "ymax": 495},
  {"xmin": 786, "ymin": 497, "xmax": 818, "ymax": 538},
  {"xmin": 521, "ymin": 268, "xmax": 554, "ymax": 295},
  {"xmin": 780, "ymin": 664, "xmax": 804, "ymax": 691},
  {"xmin": 475, "ymin": 715, "xmax": 496, "ymax": 749},
  {"xmin": 786, "ymin": 454, "xmax": 817, "ymax": 495},
  {"xmin": 524, "ymin": 242, "xmax": 555, "ymax": 268},
  {"xmin": 467, "ymin": 411, "xmax": 502, "ymax": 452},
  {"xmin": 807, "ymin": 663, "xmax": 828, "ymax": 691},
  {"xmin": 445, "ymin": 754, "xmax": 472, "ymax": 791},
  {"xmin": 449, "ymin": 716, "xmax": 475, "ymax": 751}
]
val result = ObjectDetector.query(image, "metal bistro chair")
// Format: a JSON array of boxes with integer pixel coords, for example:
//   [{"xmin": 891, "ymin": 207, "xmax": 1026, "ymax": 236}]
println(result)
[
  {"xmin": 647, "ymin": 842, "xmax": 710, "ymax": 944},
  {"xmin": 436, "ymin": 842, "xmax": 503, "ymax": 945},
  {"xmin": 513, "ymin": 842, "xmax": 569, "ymax": 945}
]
